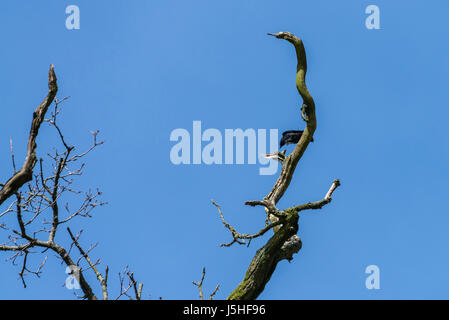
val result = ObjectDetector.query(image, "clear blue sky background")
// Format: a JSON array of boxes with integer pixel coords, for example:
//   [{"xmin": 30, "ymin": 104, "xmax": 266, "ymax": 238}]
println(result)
[{"xmin": 0, "ymin": 0, "xmax": 448, "ymax": 299}]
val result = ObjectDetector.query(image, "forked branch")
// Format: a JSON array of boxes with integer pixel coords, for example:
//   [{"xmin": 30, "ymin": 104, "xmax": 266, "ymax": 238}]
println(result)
[
  {"xmin": 219, "ymin": 32, "xmax": 342, "ymax": 300},
  {"xmin": 212, "ymin": 200, "xmax": 283, "ymax": 247},
  {"xmin": 192, "ymin": 267, "xmax": 220, "ymax": 300},
  {"xmin": 0, "ymin": 65, "xmax": 57, "ymax": 206},
  {"xmin": 0, "ymin": 66, "xmax": 140, "ymax": 300}
]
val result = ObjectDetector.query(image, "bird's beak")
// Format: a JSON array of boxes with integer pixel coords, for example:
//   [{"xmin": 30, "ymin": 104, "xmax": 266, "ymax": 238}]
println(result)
[{"xmin": 267, "ymin": 33, "xmax": 279, "ymax": 37}]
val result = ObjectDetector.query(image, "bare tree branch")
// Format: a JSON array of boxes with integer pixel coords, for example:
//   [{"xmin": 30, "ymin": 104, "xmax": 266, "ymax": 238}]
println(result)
[
  {"xmin": 192, "ymin": 267, "xmax": 220, "ymax": 300},
  {"xmin": 10, "ymin": 137, "xmax": 17, "ymax": 174},
  {"xmin": 209, "ymin": 285, "xmax": 220, "ymax": 300},
  {"xmin": 116, "ymin": 266, "xmax": 143, "ymax": 300},
  {"xmin": 290, "ymin": 179, "xmax": 341, "ymax": 213},
  {"xmin": 264, "ymin": 32, "xmax": 316, "ymax": 209},
  {"xmin": 0, "ymin": 65, "xmax": 57, "ymax": 206},
  {"xmin": 223, "ymin": 32, "xmax": 342, "ymax": 300},
  {"xmin": 67, "ymin": 227, "xmax": 108, "ymax": 300},
  {"xmin": 212, "ymin": 200, "xmax": 283, "ymax": 247},
  {"xmin": 192, "ymin": 267, "xmax": 206, "ymax": 300},
  {"xmin": 0, "ymin": 66, "xmax": 140, "ymax": 301}
]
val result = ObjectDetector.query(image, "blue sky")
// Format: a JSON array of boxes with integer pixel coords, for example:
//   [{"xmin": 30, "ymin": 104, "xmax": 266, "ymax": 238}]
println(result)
[{"xmin": 0, "ymin": 0, "xmax": 449, "ymax": 299}]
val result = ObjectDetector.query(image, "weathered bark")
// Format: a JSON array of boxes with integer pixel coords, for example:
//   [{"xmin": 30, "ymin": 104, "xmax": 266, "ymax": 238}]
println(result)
[
  {"xmin": 0, "ymin": 66, "xmax": 103, "ymax": 300},
  {"xmin": 265, "ymin": 32, "xmax": 316, "ymax": 207},
  {"xmin": 227, "ymin": 32, "xmax": 340, "ymax": 300},
  {"xmin": 0, "ymin": 65, "xmax": 57, "ymax": 206},
  {"xmin": 0, "ymin": 66, "xmax": 141, "ymax": 301},
  {"xmin": 227, "ymin": 209, "xmax": 299, "ymax": 300}
]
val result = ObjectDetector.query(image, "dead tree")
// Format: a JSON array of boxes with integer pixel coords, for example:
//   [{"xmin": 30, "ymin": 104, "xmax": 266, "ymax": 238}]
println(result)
[
  {"xmin": 1, "ymin": 32, "xmax": 340, "ymax": 300},
  {"xmin": 0, "ymin": 65, "xmax": 143, "ymax": 300},
  {"xmin": 212, "ymin": 32, "xmax": 341, "ymax": 300}
]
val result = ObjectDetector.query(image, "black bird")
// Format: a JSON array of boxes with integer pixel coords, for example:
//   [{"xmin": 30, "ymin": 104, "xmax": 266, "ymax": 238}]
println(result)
[{"xmin": 280, "ymin": 130, "xmax": 314, "ymax": 148}]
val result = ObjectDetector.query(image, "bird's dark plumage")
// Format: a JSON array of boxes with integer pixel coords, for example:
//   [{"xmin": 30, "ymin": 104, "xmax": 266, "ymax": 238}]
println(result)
[{"xmin": 280, "ymin": 130, "xmax": 314, "ymax": 148}]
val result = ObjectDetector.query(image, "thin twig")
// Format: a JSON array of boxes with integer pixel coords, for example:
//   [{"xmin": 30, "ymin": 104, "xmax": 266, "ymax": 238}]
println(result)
[
  {"xmin": 211, "ymin": 200, "xmax": 283, "ymax": 247},
  {"xmin": 67, "ymin": 227, "xmax": 108, "ymax": 300}
]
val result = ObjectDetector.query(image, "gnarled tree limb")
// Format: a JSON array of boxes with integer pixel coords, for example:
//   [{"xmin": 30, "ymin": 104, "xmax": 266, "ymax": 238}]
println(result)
[
  {"xmin": 0, "ymin": 65, "xmax": 57, "ymax": 206},
  {"xmin": 290, "ymin": 179, "xmax": 341, "ymax": 213},
  {"xmin": 0, "ymin": 67, "xmax": 135, "ymax": 300},
  {"xmin": 227, "ymin": 210, "xmax": 299, "ymax": 300},
  {"xmin": 224, "ymin": 32, "xmax": 341, "ymax": 300},
  {"xmin": 264, "ymin": 32, "xmax": 316, "ymax": 207}
]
